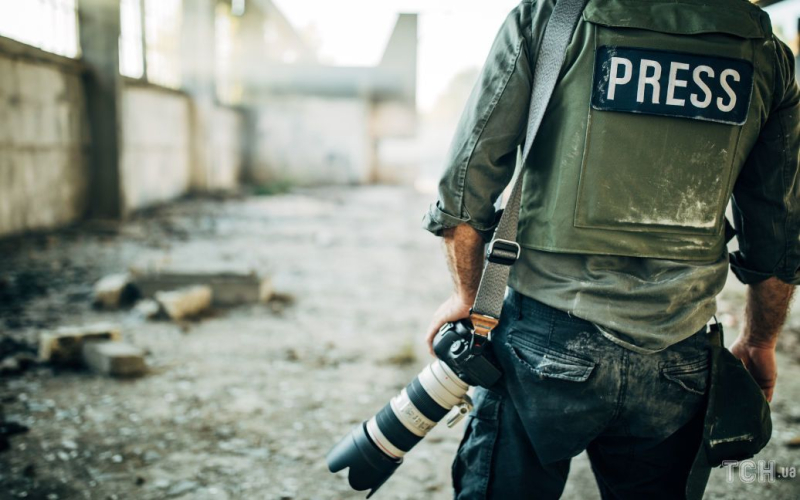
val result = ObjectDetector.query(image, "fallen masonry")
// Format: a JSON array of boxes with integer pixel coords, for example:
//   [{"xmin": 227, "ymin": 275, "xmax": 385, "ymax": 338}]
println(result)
[
  {"xmin": 154, "ymin": 285, "xmax": 213, "ymax": 321},
  {"xmin": 38, "ymin": 324, "xmax": 122, "ymax": 366},
  {"xmin": 93, "ymin": 273, "xmax": 140, "ymax": 309},
  {"xmin": 130, "ymin": 267, "xmax": 272, "ymax": 306},
  {"xmin": 82, "ymin": 341, "xmax": 147, "ymax": 377}
]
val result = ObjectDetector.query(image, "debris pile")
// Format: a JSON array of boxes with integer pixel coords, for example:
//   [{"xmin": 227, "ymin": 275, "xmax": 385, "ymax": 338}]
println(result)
[
  {"xmin": 38, "ymin": 323, "xmax": 147, "ymax": 378},
  {"xmin": 129, "ymin": 267, "xmax": 272, "ymax": 306},
  {"xmin": 91, "ymin": 266, "xmax": 274, "ymax": 322}
]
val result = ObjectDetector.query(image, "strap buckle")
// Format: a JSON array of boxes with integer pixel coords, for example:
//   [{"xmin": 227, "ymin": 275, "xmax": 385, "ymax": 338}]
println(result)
[
  {"xmin": 470, "ymin": 311, "xmax": 499, "ymax": 338},
  {"xmin": 486, "ymin": 239, "xmax": 520, "ymax": 266}
]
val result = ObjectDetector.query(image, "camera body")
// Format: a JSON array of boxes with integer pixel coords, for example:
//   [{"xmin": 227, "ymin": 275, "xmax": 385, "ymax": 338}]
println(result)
[{"xmin": 433, "ymin": 319, "xmax": 503, "ymax": 389}]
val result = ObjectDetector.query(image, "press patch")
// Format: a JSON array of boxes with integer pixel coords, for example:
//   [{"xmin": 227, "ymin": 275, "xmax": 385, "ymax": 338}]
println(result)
[{"xmin": 591, "ymin": 46, "xmax": 753, "ymax": 126}]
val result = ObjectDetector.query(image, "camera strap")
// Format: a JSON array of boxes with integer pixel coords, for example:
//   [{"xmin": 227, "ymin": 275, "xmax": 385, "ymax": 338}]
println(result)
[{"xmin": 470, "ymin": 0, "xmax": 588, "ymax": 337}]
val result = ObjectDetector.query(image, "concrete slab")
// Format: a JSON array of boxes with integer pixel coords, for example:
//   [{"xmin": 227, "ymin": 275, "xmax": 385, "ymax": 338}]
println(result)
[
  {"xmin": 82, "ymin": 341, "xmax": 146, "ymax": 378},
  {"xmin": 130, "ymin": 267, "xmax": 271, "ymax": 306}
]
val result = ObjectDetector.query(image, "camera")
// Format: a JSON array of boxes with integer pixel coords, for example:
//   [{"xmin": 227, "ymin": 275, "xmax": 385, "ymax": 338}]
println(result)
[{"xmin": 326, "ymin": 319, "xmax": 502, "ymax": 497}]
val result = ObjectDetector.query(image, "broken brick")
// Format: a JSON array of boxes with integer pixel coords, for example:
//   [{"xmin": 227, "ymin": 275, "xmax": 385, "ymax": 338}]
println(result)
[{"xmin": 154, "ymin": 285, "xmax": 213, "ymax": 321}]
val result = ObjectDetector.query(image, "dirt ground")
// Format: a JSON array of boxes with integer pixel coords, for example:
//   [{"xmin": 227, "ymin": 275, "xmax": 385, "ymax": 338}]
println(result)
[{"xmin": 1, "ymin": 186, "xmax": 800, "ymax": 500}]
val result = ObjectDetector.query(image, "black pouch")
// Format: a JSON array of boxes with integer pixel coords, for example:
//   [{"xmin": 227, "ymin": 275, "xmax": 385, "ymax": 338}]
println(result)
[{"xmin": 686, "ymin": 323, "xmax": 772, "ymax": 499}]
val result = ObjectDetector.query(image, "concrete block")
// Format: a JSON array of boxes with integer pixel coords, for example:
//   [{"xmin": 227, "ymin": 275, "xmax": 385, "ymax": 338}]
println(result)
[
  {"xmin": 39, "ymin": 324, "xmax": 121, "ymax": 366},
  {"xmin": 130, "ymin": 268, "xmax": 271, "ymax": 306},
  {"xmin": 154, "ymin": 285, "xmax": 213, "ymax": 321},
  {"xmin": 93, "ymin": 273, "xmax": 140, "ymax": 309},
  {"xmin": 82, "ymin": 341, "xmax": 146, "ymax": 378}
]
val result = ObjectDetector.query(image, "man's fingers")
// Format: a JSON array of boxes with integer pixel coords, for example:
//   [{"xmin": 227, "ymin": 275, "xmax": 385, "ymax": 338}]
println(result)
[{"xmin": 425, "ymin": 321, "xmax": 441, "ymax": 356}]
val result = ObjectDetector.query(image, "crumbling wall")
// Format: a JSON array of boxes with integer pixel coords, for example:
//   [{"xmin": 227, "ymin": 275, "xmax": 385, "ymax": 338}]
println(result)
[
  {"xmin": 120, "ymin": 86, "xmax": 245, "ymax": 212},
  {"xmin": 0, "ymin": 40, "xmax": 90, "ymax": 236},
  {"xmin": 210, "ymin": 106, "xmax": 245, "ymax": 190},
  {"xmin": 120, "ymin": 84, "xmax": 193, "ymax": 213}
]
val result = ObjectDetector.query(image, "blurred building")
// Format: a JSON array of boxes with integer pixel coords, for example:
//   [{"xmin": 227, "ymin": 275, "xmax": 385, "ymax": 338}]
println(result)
[
  {"xmin": 0, "ymin": 0, "xmax": 418, "ymax": 238},
  {"xmin": 2, "ymin": 0, "xmax": 798, "ymax": 240}
]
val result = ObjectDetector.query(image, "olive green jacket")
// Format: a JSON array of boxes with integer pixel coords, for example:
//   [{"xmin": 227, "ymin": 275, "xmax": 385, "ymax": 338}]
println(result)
[
  {"xmin": 424, "ymin": 0, "xmax": 800, "ymax": 284},
  {"xmin": 423, "ymin": 0, "xmax": 800, "ymax": 350}
]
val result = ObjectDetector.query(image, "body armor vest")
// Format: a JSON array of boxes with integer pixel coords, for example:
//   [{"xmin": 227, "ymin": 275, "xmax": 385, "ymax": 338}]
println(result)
[{"xmin": 519, "ymin": 0, "xmax": 775, "ymax": 262}]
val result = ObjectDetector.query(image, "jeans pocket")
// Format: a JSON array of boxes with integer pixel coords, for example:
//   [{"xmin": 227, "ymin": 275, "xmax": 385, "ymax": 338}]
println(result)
[
  {"xmin": 660, "ymin": 353, "xmax": 710, "ymax": 396},
  {"xmin": 452, "ymin": 388, "xmax": 501, "ymax": 500},
  {"xmin": 507, "ymin": 331, "xmax": 596, "ymax": 382}
]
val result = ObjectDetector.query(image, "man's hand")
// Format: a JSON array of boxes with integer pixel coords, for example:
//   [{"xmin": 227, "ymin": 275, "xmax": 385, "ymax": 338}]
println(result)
[
  {"xmin": 425, "ymin": 294, "xmax": 472, "ymax": 355},
  {"xmin": 427, "ymin": 224, "xmax": 485, "ymax": 355},
  {"xmin": 730, "ymin": 338, "xmax": 777, "ymax": 402},
  {"xmin": 730, "ymin": 277, "xmax": 794, "ymax": 402}
]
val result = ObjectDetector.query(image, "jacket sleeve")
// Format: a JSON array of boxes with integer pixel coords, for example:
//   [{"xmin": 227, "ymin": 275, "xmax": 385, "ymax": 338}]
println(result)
[
  {"xmin": 730, "ymin": 37, "xmax": 800, "ymax": 285},
  {"xmin": 422, "ymin": 1, "xmax": 536, "ymax": 241}
]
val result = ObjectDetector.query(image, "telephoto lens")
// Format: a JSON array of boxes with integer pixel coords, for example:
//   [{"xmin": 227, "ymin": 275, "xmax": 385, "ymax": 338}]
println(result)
[{"xmin": 327, "ymin": 319, "xmax": 501, "ymax": 497}]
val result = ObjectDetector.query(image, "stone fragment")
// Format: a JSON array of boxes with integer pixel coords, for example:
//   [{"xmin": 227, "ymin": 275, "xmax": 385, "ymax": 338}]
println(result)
[
  {"xmin": 154, "ymin": 286, "xmax": 213, "ymax": 321},
  {"xmin": 0, "ymin": 356, "xmax": 21, "ymax": 375},
  {"xmin": 93, "ymin": 273, "xmax": 140, "ymax": 309},
  {"xmin": 130, "ymin": 267, "xmax": 271, "ymax": 306},
  {"xmin": 81, "ymin": 341, "xmax": 147, "ymax": 378},
  {"xmin": 134, "ymin": 299, "xmax": 161, "ymax": 320},
  {"xmin": 0, "ymin": 352, "xmax": 35, "ymax": 376},
  {"xmin": 786, "ymin": 435, "xmax": 800, "ymax": 448},
  {"xmin": 39, "ymin": 324, "xmax": 121, "ymax": 366}
]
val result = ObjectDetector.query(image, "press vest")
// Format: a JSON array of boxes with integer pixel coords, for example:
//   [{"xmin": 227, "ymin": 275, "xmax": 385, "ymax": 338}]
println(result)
[{"xmin": 518, "ymin": 0, "xmax": 776, "ymax": 261}]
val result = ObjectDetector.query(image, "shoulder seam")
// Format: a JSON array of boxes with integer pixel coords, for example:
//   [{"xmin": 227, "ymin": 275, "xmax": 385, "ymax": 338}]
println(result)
[{"xmin": 457, "ymin": 36, "xmax": 526, "ymax": 219}]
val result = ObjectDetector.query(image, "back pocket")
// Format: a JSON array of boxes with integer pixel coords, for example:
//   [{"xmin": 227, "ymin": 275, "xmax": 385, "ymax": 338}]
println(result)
[
  {"xmin": 661, "ymin": 353, "xmax": 710, "ymax": 396},
  {"xmin": 507, "ymin": 332, "xmax": 596, "ymax": 382}
]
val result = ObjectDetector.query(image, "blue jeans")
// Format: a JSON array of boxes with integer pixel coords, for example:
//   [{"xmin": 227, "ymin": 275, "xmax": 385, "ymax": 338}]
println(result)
[{"xmin": 452, "ymin": 289, "xmax": 710, "ymax": 499}]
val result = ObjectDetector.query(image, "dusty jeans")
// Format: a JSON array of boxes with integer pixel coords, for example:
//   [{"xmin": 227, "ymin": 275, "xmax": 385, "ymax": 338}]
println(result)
[{"xmin": 452, "ymin": 289, "xmax": 711, "ymax": 499}]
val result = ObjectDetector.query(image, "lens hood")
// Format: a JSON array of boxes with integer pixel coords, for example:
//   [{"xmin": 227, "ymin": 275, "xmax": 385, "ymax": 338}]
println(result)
[{"xmin": 326, "ymin": 422, "xmax": 403, "ymax": 498}]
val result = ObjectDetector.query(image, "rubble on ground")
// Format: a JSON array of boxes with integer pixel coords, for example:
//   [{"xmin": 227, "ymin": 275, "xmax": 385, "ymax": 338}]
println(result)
[
  {"xmin": 153, "ymin": 285, "xmax": 213, "ymax": 321},
  {"xmin": 92, "ymin": 273, "xmax": 139, "ymax": 310},
  {"xmin": 130, "ymin": 267, "xmax": 271, "ymax": 306},
  {"xmin": 38, "ymin": 324, "xmax": 121, "ymax": 366},
  {"xmin": 82, "ymin": 341, "xmax": 147, "ymax": 378},
  {"xmin": 4, "ymin": 188, "xmax": 796, "ymax": 499}
]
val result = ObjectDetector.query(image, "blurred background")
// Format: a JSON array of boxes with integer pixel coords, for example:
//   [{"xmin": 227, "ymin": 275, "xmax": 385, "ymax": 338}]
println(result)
[{"xmin": 0, "ymin": 1, "xmax": 799, "ymax": 499}]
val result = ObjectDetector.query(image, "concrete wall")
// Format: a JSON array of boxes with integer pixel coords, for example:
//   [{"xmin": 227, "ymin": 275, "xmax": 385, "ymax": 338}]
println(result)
[
  {"xmin": 120, "ymin": 84, "xmax": 192, "ymax": 213},
  {"xmin": 247, "ymin": 96, "xmax": 372, "ymax": 185},
  {"xmin": 0, "ymin": 46, "xmax": 245, "ymax": 236},
  {"xmin": 0, "ymin": 40, "xmax": 90, "ymax": 236},
  {"xmin": 119, "ymin": 83, "xmax": 245, "ymax": 212},
  {"xmin": 210, "ymin": 106, "xmax": 244, "ymax": 190}
]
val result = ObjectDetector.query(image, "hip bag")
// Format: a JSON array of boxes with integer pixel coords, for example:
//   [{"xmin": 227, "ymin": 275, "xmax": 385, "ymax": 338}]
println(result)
[{"xmin": 687, "ymin": 322, "xmax": 773, "ymax": 498}]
